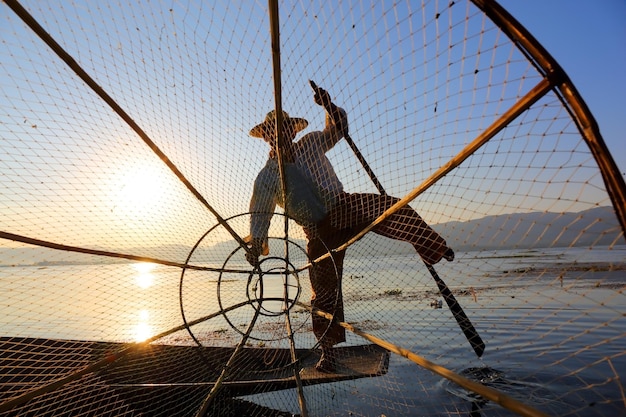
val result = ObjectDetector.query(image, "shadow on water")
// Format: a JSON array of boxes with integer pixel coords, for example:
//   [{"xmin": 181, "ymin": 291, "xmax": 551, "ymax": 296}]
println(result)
[
  {"xmin": 440, "ymin": 367, "xmax": 550, "ymax": 416},
  {"xmin": 440, "ymin": 365, "xmax": 626, "ymax": 417}
]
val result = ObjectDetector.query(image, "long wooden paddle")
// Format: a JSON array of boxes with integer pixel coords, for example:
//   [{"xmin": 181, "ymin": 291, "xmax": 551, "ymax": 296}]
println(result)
[{"xmin": 309, "ymin": 80, "xmax": 485, "ymax": 357}]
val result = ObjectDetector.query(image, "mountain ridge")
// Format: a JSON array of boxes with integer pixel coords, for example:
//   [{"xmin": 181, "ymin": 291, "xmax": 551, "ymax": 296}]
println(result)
[{"xmin": 1, "ymin": 206, "xmax": 621, "ymax": 265}]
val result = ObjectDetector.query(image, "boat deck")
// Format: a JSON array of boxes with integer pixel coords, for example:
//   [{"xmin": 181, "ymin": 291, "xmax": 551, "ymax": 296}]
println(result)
[{"xmin": 1, "ymin": 337, "xmax": 389, "ymax": 416}]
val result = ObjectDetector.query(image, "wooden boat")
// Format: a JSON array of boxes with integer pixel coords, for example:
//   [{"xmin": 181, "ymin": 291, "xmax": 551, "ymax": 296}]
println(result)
[{"xmin": 1, "ymin": 337, "xmax": 389, "ymax": 416}]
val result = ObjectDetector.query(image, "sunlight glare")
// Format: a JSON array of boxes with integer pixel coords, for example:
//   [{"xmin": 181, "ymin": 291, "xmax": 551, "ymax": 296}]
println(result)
[
  {"xmin": 133, "ymin": 309, "xmax": 152, "ymax": 342},
  {"xmin": 134, "ymin": 322, "xmax": 152, "ymax": 342},
  {"xmin": 133, "ymin": 262, "xmax": 156, "ymax": 274},
  {"xmin": 117, "ymin": 164, "xmax": 164, "ymax": 212},
  {"xmin": 133, "ymin": 262, "xmax": 156, "ymax": 288}
]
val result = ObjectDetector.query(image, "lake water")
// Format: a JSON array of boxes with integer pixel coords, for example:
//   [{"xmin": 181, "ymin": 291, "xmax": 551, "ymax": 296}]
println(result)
[{"xmin": 1, "ymin": 245, "xmax": 625, "ymax": 416}]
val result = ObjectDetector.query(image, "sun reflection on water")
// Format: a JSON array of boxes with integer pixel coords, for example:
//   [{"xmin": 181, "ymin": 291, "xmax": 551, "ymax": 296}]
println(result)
[
  {"xmin": 133, "ymin": 309, "xmax": 152, "ymax": 342},
  {"xmin": 133, "ymin": 262, "xmax": 156, "ymax": 289},
  {"xmin": 131, "ymin": 263, "xmax": 156, "ymax": 341}
]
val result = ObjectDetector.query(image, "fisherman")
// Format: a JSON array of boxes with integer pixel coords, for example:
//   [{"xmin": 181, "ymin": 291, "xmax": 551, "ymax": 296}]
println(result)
[{"xmin": 245, "ymin": 85, "xmax": 454, "ymax": 372}]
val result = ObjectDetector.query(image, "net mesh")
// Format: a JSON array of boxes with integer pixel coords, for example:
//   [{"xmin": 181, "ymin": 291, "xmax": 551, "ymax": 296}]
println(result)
[{"xmin": 1, "ymin": 1, "xmax": 624, "ymax": 416}]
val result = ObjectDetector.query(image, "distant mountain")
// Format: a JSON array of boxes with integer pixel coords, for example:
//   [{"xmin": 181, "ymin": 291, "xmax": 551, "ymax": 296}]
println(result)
[
  {"xmin": 0, "ymin": 246, "xmax": 124, "ymax": 267},
  {"xmin": 434, "ymin": 206, "xmax": 622, "ymax": 251},
  {"xmin": 322, "ymin": 206, "xmax": 623, "ymax": 254},
  {"xmin": 0, "ymin": 244, "xmax": 193, "ymax": 267},
  {"xmin": 1, "ymin": 207, "xmax": 622, "ymax": 266}
]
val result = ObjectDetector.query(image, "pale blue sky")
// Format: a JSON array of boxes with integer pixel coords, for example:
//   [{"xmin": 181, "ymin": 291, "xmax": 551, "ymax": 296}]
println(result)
[
  {"xmin": 2, "ymin": 1, "xmax": 623, "ymax": 248},
  {"xmin": 499, "ymin": 0, "xmax": 626, "ymax": 176}
]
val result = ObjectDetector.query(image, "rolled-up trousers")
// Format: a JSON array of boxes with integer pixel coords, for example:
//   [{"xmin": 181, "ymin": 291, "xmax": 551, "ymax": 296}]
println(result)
[{"xmin": 304, "ymin": 192, "xmax": 450, "ymax": 347}]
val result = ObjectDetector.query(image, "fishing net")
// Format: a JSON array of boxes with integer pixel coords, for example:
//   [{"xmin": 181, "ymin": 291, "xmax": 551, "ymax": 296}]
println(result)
[{"xmin": 1, "ymin": 1, "xmax": 624, "ymax": 416}]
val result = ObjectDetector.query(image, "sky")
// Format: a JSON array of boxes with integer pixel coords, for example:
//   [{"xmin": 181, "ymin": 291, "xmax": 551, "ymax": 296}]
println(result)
[
  {"xmin": 499, "ymin": 0, "xmax": 626, "ymax": 176},
  {"xmin": 2, "ymin": 0, "xmax": 624, "ymax": 250}
]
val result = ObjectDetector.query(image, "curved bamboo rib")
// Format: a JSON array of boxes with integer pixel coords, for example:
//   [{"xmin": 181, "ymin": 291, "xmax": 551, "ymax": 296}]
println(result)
[{"xmin": 471, "ymin": 0, "xmax": 626, "ymax": 238}]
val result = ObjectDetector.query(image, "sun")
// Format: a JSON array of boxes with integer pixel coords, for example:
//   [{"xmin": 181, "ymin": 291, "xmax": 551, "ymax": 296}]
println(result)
[
  {"xmin": 119, "ymin": 167, "xmax": 162, "ymax": 208},
  {"xmin": 111, "ymin": 160, "xmax": 174, "ymax": 217}
]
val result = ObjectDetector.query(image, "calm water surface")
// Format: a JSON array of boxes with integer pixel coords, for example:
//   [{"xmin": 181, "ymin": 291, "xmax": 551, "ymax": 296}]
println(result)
[{"xmin": 1, "ymin": 246, "xmax": 625, "ymax": 416}]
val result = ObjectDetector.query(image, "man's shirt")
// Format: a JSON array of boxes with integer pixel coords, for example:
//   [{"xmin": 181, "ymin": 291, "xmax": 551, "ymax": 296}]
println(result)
[{"xmin": 249, "ymin": 158, "xmax": 327, "ymax": 242}]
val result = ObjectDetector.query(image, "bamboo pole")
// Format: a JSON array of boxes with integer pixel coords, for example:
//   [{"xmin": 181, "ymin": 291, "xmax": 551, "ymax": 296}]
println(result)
[
  {"xmin": 308, "ymin": 306, "xmax": 550, "ymax": 417},
  {"xmin": 0, "ymin": 301, "xmax": 253, "ymax": 414},
  {"xmin": 471, "ymin": 0, "xmax": 626, "ymax": 239},
  {"xmin": 334, "ymin": 77, "xmax": 553, "ymax": 252},
  {"xmin": 3, "ymin": 0, "xmax": 249, "ymax": 252},
  {"xmin": 267, "ymin": 1, "xmax": 309, "ymax": 414},
  {"xmin": 193, "ymin": 308, "xmax": 262, "ymax": 417}
]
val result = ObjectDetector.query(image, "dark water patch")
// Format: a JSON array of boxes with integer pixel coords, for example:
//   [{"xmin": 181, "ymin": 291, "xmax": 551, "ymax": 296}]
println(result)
[
  {"xmin": 439, "ymin": 366, "xmax": 625, "ymax": 416},
  {"xmin": 441, "ymin": 366, "xmax": 551, "ymax": 403}
]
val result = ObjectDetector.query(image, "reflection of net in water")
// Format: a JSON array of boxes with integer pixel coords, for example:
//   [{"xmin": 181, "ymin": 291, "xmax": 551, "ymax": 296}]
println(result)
[{"xmin": 1, "ymin": 1, "xmax": 625, "ymax": 417}]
